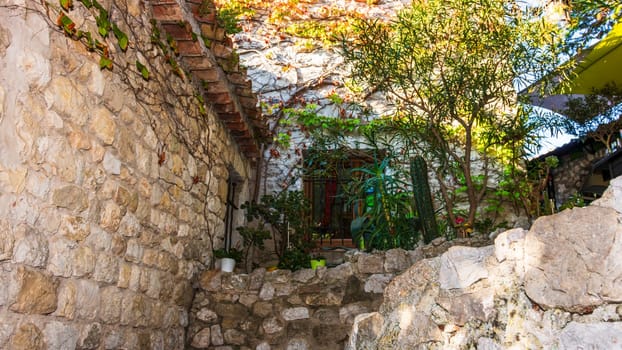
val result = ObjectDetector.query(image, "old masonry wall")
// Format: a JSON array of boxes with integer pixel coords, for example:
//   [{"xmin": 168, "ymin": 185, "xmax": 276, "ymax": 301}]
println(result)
[
  {"xmin": 0, "ymin": 0, "xmax": 258, "ymax": 348},
  {"xmin": 188, "ymin": 237, "xmax": 491, "ymax": 349}
]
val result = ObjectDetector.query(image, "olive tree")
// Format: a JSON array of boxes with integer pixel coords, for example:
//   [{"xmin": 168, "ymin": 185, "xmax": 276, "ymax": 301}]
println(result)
[{"xmin": 341, "ymin": 0, "xmax": 561, "ymax": 232}]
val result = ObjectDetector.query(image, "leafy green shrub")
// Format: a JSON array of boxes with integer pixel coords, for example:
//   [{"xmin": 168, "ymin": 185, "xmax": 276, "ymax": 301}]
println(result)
[
  {"xmin": 346, "ymin": 153, "xmax": 420, "ymax": 251},
  {"xmin": 277, "ymin": 248, "xmax": 311, "ymax": 271},
  {"xmin": 241, "ymin": 191, "xmax": 313, "ymax": 268},
  {"xmin": 559, "ymin": 192, "xmax": 586, "ymax": 211},
  {"xmin": 213, "ymin": 248, "xmax": 244, "ymax": 263}
]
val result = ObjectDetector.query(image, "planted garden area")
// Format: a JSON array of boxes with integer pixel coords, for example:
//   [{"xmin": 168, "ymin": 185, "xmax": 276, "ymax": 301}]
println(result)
[{"xmin": 216, "ymin": 0, "xmax": 622, "ymax": 273}]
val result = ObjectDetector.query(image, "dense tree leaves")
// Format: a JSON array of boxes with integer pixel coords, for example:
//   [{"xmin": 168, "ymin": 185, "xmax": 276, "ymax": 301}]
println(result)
[
  {"xmin": 342, "ymin": 0, "xmax": 562, "ymax": 228},
  {"xmin": 560, "ymin": 0, "xmax": 621, "ymax": 53}
]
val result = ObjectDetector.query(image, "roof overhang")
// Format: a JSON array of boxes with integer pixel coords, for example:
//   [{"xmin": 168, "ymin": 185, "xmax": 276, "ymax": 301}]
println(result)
[{"xmin": 523, "ymin": 21, "xmax": 622, "ymax": 113}]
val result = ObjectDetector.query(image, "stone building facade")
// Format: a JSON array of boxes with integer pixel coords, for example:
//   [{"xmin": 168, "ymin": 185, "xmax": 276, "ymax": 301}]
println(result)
[
  {"xmin": 0, "ymin": 0, "xmax": 265, "ymax": 348},
  {"xmin": 537, "ymin": 139, "xmax": 609, "ymax": 207}
]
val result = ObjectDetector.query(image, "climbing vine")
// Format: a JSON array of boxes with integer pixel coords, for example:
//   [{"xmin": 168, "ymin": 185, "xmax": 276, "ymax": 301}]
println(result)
[
  {"xmin": 46, "ymin": 0, "xmax": 140, "ymax": 71},
  {"xmin": 212, "ymin": 0, "xmax": 380, "ymax": 44},
  {"xmin": 12, "ymin": 0, "xmax": 253, "ymax": 268}
]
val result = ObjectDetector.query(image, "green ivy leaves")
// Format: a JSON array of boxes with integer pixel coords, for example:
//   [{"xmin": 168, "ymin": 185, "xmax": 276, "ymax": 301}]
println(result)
[
  {"xmin": 195, "ymin": 95, "xmax": 207, "ymax": 116},
  {"xmin": 53, "ymin": 0, "xmax": 196, "ymax": 82},
  {"xmin": 113, "ymin": 23, "xmax": 128, "ymax": 51},
  {"xmin": 56, "ymin": 12, "xmax": 75, "ymax": 35},
  {"xmin": 136, "ymin": 61, "xmax": 150, "ymax": 80},
  {"xmin": 99, "ymin": 56, "xmax": 113, "ymax": 69},
  {"xmin": 56, "ymin": 0, "xmax": 131, "ymax": 71},
  {"xmin": 60, "ymin": 0, "xmax": 72, "ymax": 11},
  {"xmin": 93, "ymin": 1, "xmax": 111, "ymax": 37}
]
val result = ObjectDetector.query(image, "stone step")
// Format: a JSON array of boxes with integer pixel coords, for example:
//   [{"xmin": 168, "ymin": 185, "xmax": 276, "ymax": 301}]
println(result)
[{"xmin": 313, "ymin": 240, "xmax": 358, "ymax": 266}]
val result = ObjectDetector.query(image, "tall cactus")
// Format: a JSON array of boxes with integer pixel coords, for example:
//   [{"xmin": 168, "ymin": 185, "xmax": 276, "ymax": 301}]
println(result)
[{"xmin": 410, "ymin": 156, "xmax": 440, "ymax": 243}]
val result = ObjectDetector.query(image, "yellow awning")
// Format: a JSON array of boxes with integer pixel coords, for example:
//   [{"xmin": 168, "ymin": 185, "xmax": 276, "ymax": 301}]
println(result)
[
  {"xmin": 563, "ymin": 20, "xmax": 622, "ymax": 94},
  {"xmin": 523, "ymin": 19, "xmax": 622, "ymax": 113}
]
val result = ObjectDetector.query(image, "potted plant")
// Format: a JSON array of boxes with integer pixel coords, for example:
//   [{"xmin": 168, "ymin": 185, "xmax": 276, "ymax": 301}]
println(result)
[
  {"xmin": 278, "ymin": 247, "xmax": 312, "ymax": 271},
  {"xmin": 213, "ymin": 247, "xmax": 243, "ymax": 273},
  {"xmin": 240, "ymin": 190, "xmax": 314, "ymax": 271},
  {"xmin": 237, "ymin": 224, "xmax": 271, "ymax": 272},
  {"xmin": 310, "ymin": 254, "xmax": 326, "ymax": 270}
]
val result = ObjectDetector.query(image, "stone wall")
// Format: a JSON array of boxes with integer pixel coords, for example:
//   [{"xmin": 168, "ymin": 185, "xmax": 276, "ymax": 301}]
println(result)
[
  {"xmin": 0, "ymin": 0, "xmax": 261, "ymax": 348},
  {"xmin": 550, "ymin": 148, "xmax": 606, "ymax": 205},
  {"xmin": 347, "ymin": 176, "xmax": 622, "ymax": 349},
  {"xmin": 187, "ymin": 235, "xmax": 491, "ymax": 349}
]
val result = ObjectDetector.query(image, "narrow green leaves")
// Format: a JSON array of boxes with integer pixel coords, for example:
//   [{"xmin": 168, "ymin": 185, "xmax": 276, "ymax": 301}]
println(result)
[
  {"xmin": 83, "ymin": 31, "xmax": 95, "ymax": 50},
  {"xmin": 92, "ymin": 0, "xmax": 111, "ymax": 37},
  {"xmin": 59, "ymin": 0, "xmax": 73, "ymax": 10},
  {"xmin": 56, "ymin": 12, "xmax": 76, "ymax": 35}
]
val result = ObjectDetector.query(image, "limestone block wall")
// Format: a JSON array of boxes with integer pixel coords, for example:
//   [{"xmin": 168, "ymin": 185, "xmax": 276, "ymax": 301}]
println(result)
[
  {"xmin": 188, "ymin": 235, "xmax": 492, "ymax": 350},
  {"xmin": 0, "ymin": 0, "xmax": 255, "ymax": 348}
]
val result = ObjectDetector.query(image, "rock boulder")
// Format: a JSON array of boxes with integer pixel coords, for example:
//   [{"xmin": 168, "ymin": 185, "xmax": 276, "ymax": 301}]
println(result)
[
  {"xmin": 525, "ymin": 205, "xmax": 622, "ymax": 313},
  {"xmin": 349, "ymin": 177, "xmax": 622, "ymax": 349}
]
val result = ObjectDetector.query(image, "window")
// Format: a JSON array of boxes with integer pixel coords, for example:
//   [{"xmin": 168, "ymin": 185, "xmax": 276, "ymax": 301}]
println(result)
[
  {"xmin": 302, "ymin": 150, "xmax": 373, "ymax": 247},
  {"xmin": 224, "ymin": 169, "xmax": 243, "ymax": 252}
]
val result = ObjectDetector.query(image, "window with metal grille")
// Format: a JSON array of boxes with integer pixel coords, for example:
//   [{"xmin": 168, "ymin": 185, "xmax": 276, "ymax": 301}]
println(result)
[{"xmin": 302, "ymin": 149, "xmax": 373, "ymax": 247}]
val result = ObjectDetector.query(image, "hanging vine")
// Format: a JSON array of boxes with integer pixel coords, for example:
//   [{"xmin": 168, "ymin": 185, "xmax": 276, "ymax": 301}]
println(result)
[{"xmin": 8, "ymin": 0, "xmax": 253, "ymax": 270}]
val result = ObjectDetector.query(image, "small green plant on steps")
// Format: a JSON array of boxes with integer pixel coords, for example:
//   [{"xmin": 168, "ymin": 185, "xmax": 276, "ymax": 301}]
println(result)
[
  {"xmin": 240, "ymin": 190, "xmax": 313, "ymax": 271},
  {"xmin": 212, "ymin": 247, "xmax": 243, "ymax": 263},
  {"xmin": 236, "ymin": 224, "xmax": 271, "ymax": 271}
]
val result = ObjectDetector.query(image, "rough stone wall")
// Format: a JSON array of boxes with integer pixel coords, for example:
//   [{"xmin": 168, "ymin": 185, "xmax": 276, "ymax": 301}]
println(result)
[
  {"xmin": 550, "ymin": 149, "xmax": 606, "ymax": 206},
  {"xmin": 347, "ymin": 176, "xmax": 622, "ymax": 349},
  {"xmin": 187, "ymin": 235, "xmax": 491, "ymax": 349},
  {"xmin": 0, "ymin": 0, "xmax": 255, "ymax": 348}
]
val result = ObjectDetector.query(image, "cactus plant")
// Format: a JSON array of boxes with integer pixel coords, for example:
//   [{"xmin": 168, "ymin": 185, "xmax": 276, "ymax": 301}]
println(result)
[{"xmin": 410, "ymin": 156, "xmax": 440, "ymax": 243}]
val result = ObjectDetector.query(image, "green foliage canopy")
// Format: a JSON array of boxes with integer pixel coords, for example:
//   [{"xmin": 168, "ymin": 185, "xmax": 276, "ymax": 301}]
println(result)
[
  {"xmin": 561, "ymin": 0, "xmax": 621, "ymax": 54},
  {"xmin": 341, "ymin": 0, "xmax": 563, "ymax": 227}
]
